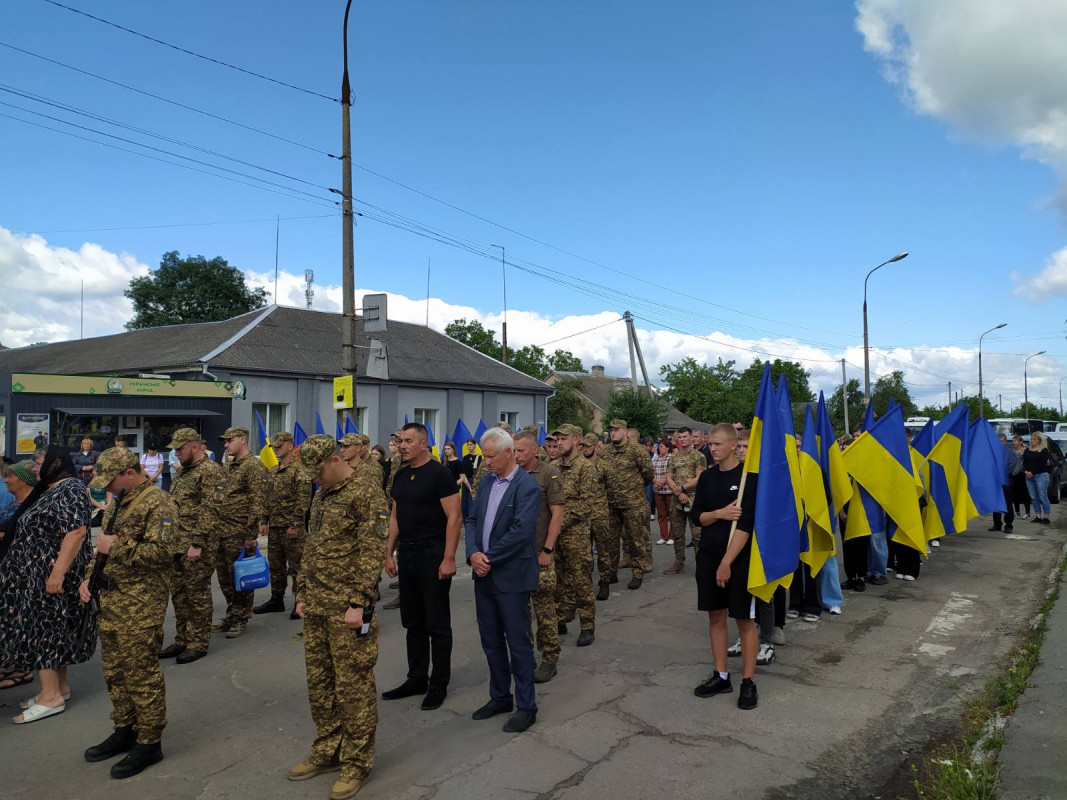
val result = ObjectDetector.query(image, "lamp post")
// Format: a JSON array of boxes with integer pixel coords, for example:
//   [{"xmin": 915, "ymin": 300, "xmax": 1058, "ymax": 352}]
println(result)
[
  {"xmin": 863, "ymin": 251, "xmax": 909, "ymax": 405},
  {"xmin": 490, "ymin": 244, "xmax": 508, "ymax": 365},
  {"xmin": 1024, "ymin": 350, "xmax": 1046, "ymax": 421},
  {"xmin": 978, "ymin": 323, "xmax": 1007, "ymax": 417},
  {"xmin": 1059, "ymin": 376, "xmax": 1066, "ymax": 418}
]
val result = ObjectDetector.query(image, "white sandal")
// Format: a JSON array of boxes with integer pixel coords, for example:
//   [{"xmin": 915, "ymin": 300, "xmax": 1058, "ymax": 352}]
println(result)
[
  {"xmin": 20, "ymin": 690, "xmax": 71, "ymax": 710},
  {"xmin": 13, "ymin": 702, "xmax": 65, "ymax": 724}
]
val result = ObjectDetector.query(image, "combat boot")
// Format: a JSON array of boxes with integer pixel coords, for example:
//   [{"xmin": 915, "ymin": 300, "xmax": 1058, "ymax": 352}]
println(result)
[
  {"xmin": 330, "ymin": 775, "xmax": 364, "ymax": 799},
  {"xmin": 210, "ymin": 616, "xmax": 234, "ymax": 634},
  {"xmin": 254, "ymin": 593, "xmax": 285, "ymax": 614},
  {"xmin": 596, "ymin": 581, "xmax": 610, "ymax": 601},
  {"xmin": 84, "ymin": 725, "xmax": 135, "ymax": 762},
  {"xmin": 224, "ymin": 620, "xmax": 248, "ymax": 639},
  {"xmin": 110, "ymin": 742, "xmax": 163, "ymax": 779},
  {"xmin": 534, "ymin": 660, "xmax": 557, "ymax": 683},
  {"xmin": 663, "ymin": 562, "xmax": 685, "ymax": 575}
]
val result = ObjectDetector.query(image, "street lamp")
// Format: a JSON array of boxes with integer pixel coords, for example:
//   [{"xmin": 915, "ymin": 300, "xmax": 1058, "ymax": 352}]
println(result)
[
  {"xmin": 863, "ymin": 251, "xmax": 909, "ymax": 405},
  {"xmin": 1059, "ymin": 376, "xmax": 1066, "ymax": 418},
  {"xmin": 490, "ymin": 244, "xmax": 508, "ymax": 365},
  {"xmin": 1024, "ymin": 350, "xmax": 1046, "ymax": 421},
  {"xmin": 977, "ymin": 323, "xmax": 1007, "ymax": 417}
]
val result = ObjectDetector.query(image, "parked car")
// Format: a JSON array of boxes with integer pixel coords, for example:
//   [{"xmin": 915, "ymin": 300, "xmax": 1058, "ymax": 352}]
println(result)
[{"xmin": 1022, "ymin": 433, "xmax": 1066, "ymax": 504}]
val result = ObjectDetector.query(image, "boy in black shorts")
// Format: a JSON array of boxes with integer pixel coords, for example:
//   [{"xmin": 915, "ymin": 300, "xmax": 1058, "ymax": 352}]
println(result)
[{"xmin": 689, "ymin": 422, "xmax": 759, "ymax": 709}]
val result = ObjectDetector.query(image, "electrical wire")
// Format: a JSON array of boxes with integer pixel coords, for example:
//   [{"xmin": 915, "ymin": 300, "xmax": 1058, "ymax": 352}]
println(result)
[
  {"xmin": 38, "ymin": 213, "xmax": 337, "ymax": 235},
  {"xmin": 535, "ymin": 317, "xmax": 623, "ymax": 348}
]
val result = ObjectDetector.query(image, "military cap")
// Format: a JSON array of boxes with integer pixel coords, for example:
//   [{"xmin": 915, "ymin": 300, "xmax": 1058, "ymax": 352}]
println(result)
[
  {"xmin": 300, "ymin": 434, "xmax": 339, "ymax": 472},
  {"xmin": 552, "ymin": 423, "xmax": 583, "ymax": 438},
  {"xmin": 608, "ymin": 418, "xmax": 628, "ymax": 430},
  {"xmin": 355, "ymin": 433, "xmax": 370, "ymax": 446},
  {"xmin": 219, "ymin": 426, "xmax": 249, "ymax": 441},
  {"xmin": 6, "ymin": 460, "xmax": 37, "ymax": 487},
  {"xmin": 583, "ymin": 433, "xmax": 601, "ymax": 447},
  {"xmin": 522, "ymin": 424, "xmax": 538, "ymax": 432},
  {"xmin": 544, "ymin": 433, "xmax": 557, "ymax": 441},
  {"xmin": 338, "ymin": 433, "xmax": 360, "ymax": 446},
  {"xmin": 167, "ymin": 427, "xmax": 203, "ymax": 449},
  {"xmin": 272, "ymin": 431, "xmax": 294, "ymax": 445},
  {"xmin": 495, "ymin": 422, "xmax": 513, "ymax": 433},
  {"xmin": 90, "ymin": 447, "xmax": 140, "ymax": 490}
]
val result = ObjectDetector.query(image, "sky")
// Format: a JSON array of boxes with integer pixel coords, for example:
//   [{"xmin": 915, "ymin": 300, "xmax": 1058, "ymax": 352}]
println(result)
[{"xmin": 1, "ymin": 0, "xmax": 1066, "ymax": 412}]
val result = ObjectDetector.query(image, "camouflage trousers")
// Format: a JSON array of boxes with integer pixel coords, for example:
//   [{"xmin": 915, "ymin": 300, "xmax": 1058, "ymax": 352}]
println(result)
[
  {"xmin": 669, "ymin": 500, "xmax": 701, "ymax": 566},
  {"xmin": 529, "ymin": 561, "xmax": 560, "ymax": 664},
  {"xmin": 606, "ymin": 505, "xmax": 653, "ymax": 579},
  {"xmin": 171, "ymin": 540, "xmax": 217, "ymax": 651},
  {"xmin": 303, "ymin": 614, "xmax": 379, "ymax": 782},
  {"xmin": 100, "ymin": 626, "xmax": 167, "ymax": 744},
  {"xmin": 555, "ymin": 527, "xmax": 595, "ymax": 631},
  {"xmin": 267, "ymin": 526, "xmax": 305, "ymax": 596},
  {"xmin": 216, "ymin": 536, "xmax": 256, "ymax": 623},
  {"xmin": 591, "ymin": 513, "xmax": 615, "ymax": 583}
]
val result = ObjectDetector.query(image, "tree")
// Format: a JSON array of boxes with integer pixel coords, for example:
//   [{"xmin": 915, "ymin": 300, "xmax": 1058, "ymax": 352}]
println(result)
[
  {"xmin": 730, "ymin": 359, "xmax": 814, "ymax": 428},
  {"xmin": 870, "ymin": 370, "xmax": 917, "ymax": 419},
  {"xmin": 547, "ymin": 376, "xmax": 594, "ymax": 432},
  {"xmin": 605, "ymin": 387, "xmax": 668, "ymax": 437},
  {"xmin": 547, "ymin": 349, "xmax": 584, "ymax": 373},
  {"xmin": 1010, "ymin": 402, "xmax": 1062, "ymax": 421},
  {"xmin": 659, "ymin": 357, "xmax": 738, "ymax": 423},
  {"xmin": 827, "ymin": 378, "xmax": 865, "ymax": 435},
  {"xmin": 125, "ymin": 251, "xmax": 268, "ymax": 330},
  {"xmin": 443, "ymin": 319, "xmax": 583, "ymax": 381},
  {"xmin": 444, "ymin": 319, "xmax": 503, "ymax": 361}
]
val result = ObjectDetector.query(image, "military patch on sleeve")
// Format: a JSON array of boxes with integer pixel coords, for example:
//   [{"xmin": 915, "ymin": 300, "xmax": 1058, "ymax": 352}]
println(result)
[
  {"xmin": 161, "ymin": 518, "xmax": 174, "ymax": 542},
  {"xmin": 377, "ymin": 511, "xmax": 388, "ymax": 520}
]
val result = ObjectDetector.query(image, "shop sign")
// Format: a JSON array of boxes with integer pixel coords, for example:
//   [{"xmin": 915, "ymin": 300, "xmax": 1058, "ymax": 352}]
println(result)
[{"xmin": 11, "ymin": 373, "xmax": 236, "ymax": 399}]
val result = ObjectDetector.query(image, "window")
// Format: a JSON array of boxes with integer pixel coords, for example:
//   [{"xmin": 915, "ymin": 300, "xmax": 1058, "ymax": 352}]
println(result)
[
  {"xmin": 336, "ymin": 407, "xmax": 367, "ymax": 435},
  {"xmin": 253, "ymin": 403, "xmax": 287, "ymax": 437},
  {"xmin": 413, "ymin": 408, "xmax": 440, "ymax": 439},
  {"xmin": 499, "ymin": 411, "xmax": 518, "ymax": 429}
]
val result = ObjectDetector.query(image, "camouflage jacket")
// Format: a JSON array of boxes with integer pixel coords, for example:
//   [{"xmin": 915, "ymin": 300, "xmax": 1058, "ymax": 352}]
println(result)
[
  {"xmin": 599, "ymin": 441, "xmax": 654, "ymax": 509},
  {"xmin": 267, "ymin": 457, "xmax": 313, "ymax": 530},
  {"xmin": 555, "ymin": 452, "xmax": 597, "ymax": 534},
  {"xmin": 667, "ymin": 448, "xmax": 707, "ymax": 503},
  {"xmin": 355, "ymin": 455, "xmax": 384, "ymax": 492},
  {"xmin": 169, "ymin": 455, "xmax": 224, "ymax": 549},
  {"xmin": 384, "ymin": 453, "xmax": 407, "ymax": 502},
  {"xmin": 213, "ymin": 452, "xmax": 269, "ymax": 535},
  {"xmin": 93, "ymin": 481, "xmax": 180, "ymax": 632},
  {"xmin": 583, "ymin": 454, "xmax": 610, "ymax": 522},
  {"xmin": 473, "ymin": 456, "xmax": 491, "ymax": 495},
  {"xmin": 297, "ymin": 472, "xmax": 389, "ymax": 616}
]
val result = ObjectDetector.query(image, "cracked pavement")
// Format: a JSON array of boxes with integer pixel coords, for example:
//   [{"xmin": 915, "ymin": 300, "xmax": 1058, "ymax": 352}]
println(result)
[{"xmin": 2, "ymin": 517, "xmax": 1062, "ymax": 800}]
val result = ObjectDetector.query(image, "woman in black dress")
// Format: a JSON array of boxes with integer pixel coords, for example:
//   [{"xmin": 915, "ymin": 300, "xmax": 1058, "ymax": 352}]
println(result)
[{"xmin": 0, "ymin": 446, "xmax": 94, "ymax": 724}]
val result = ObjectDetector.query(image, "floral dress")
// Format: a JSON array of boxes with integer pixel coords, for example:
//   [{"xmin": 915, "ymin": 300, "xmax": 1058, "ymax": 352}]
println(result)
[{"xmin": 0, "ymin": 479, "xmax": 95, "ymax": 670}]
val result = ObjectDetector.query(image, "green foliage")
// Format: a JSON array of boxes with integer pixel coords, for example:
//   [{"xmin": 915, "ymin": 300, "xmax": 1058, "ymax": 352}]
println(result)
[
  {"xmin": 827, "ymin": 378, "xmax": 865, "ymax": 435},
  {"xmin": 547, "ymin": 376, "xmax": 594, "ymax": 432},
  {"xmin": 445, "ymin": 318, "xmax": 503, "ymax": 361},
  {"xmin": 605, "ymin": 387, "xmax": 668, "ymax": 437},
  {"xmin": 125, "ymin": 251, "xmax": 268, "ymax": 330},
  {"xmin": 547, "ymin": 349, "xmax": 585, "ymax": 373},
  {"xmin": 870, "ymin": 370, "xmax": 918, "ymax": 418},
  {"xmin": 444, "ymin": 318, "xmax": 583, "ymax": 381},
  {"xmin": 1009, "ymin": 402, "xmax": 1062, "ymax": 421}
]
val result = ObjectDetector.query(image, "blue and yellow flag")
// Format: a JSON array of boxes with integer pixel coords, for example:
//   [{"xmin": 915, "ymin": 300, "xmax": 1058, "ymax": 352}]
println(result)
[
  {"xmin": 255, "ymin": 411, "xmax": 278, "ymax": 469},
  {"xmin": 816, "ymin": 392, "xmax": 853, "ymax": 532},
  {"xmin": 426, "ymin": 419, "xmax": 440, "ymax": 461},
  {"xmin": 926, "ymin": 405, "xmax": 981, "ymax": 534},
  {"xmin": 842, "ymin": 404, "xmax": 924, "ymax": 552},
  {"xmin": 344, "ymin": 413, "xmax": 359, "ymax": 436},
  {"xmin": 472, "ymin": 419, "xmax": 488, "ymax": 456},
  {"xmin": 293, "ymin": 422, "xmax": 308, "ymax": 446},
  {"xmin": 776, "ymin": 375, "xmax": 808, "ymax": 556},
  {"xmin": 966, "ymin": 418, "xmax": 1007, "ymax": 515},
  {"xmin": 538, "ymin": 425, "xmax": 548, "ymax": 446},
  {"xmin": 452, "ymin": 418, "xmax": 475, "ymax": 456},
  {"xmin": 743, "ymin": 364, "xmax": 800, "ymax": 602},
  {"xmin": 912, "ymin": 417, "xmax": 949, "ymax": 542},
  {"xmin": 799, "ymin": 403, "xmax": 835, "ymax": 575},
  {"xmin": 314, "ymin": 412, "xmax": 326, "ymax": 436},
  {"xmin": 335, "ymin": 420, "xmax": 343, "ymax": 441}
]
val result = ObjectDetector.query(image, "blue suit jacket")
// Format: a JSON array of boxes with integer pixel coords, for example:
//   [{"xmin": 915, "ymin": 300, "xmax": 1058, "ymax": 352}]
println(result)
[{"xmin": 465, "ymin": 466, "xmax": 541, "ymax": 593}]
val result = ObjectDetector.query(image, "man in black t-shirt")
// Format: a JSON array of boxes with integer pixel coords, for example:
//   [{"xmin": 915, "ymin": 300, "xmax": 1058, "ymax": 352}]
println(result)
[
  {"xmin": 382, "ymin": 423, "xmax": 462, "ymax": 711},
  {"xmin": 689, "ymin": 423, "xmax": 759, "ymax": 710}
]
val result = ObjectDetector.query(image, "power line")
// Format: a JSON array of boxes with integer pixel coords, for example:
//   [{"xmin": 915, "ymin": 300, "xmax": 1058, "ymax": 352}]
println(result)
[
  {"xmin": 38, "ymin": 213, "xmax": 337, "ymax": 235},
  {"xmin": 38, "ymin": 0, "xmax": 337, "ymax": 103},
  {"xmin": 535, "ymin": 317, "xmax": 623, "ymax": 348}
]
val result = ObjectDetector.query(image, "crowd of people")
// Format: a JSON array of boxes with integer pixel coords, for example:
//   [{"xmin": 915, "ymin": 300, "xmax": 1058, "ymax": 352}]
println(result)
[{"xmin": 0, "ymin": 416, "xmax": 1056, "ymax": 799}]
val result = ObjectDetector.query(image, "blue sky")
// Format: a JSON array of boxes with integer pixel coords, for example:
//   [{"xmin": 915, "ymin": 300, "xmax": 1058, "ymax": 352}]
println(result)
[{"xmin": 2, "ymin": 1, "xmax": 1065, "ymax": 409}]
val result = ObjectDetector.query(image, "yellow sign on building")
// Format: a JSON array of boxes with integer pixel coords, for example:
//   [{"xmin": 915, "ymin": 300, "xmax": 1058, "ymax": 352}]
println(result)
[{"xmin": 333, "ymin": 375, "xmax": 353, "ymax": 410}]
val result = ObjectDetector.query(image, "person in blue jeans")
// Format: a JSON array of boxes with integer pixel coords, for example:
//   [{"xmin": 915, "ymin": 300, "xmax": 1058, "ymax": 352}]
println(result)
[
  {"xmin": 1023, "ymin": 432, "xmax": 1053, "ymax": 525},
  {"xmin": 817, "ymin": 554, "xmax": 843, "ymax": 613},
  {"xmin": 860, "ymin": 487, "xmax": 889, "ymax": 584}
]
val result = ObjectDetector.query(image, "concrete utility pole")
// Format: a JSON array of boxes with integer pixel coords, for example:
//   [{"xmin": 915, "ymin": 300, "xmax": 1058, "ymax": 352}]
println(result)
[
  {"xmin": 624, "ymin": 311, "xmax": 639, "ymax": 392},
  {"xmin": 491, "ymin": 244, "xmax": 508, "ymax": 364},
  {"xmin": 340, "ymin": 0, "xmax": 357, "ymax": 408},
  {"xmin": 624, "ymin": 311, "xmax": 652, "ymax": 397},
  {"xmin": 841, "ymin": 358, "xmax": 849, "ymax": 434}
]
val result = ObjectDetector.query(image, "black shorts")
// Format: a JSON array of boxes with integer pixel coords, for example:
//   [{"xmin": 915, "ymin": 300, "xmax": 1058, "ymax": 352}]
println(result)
[{"xmin": 695, "ymin": 540, "xmax": 755, "ymax": 620}]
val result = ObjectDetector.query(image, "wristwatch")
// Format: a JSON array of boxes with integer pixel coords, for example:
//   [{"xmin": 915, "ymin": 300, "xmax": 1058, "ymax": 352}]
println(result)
[
  {"xmin": 349, "ymin": 602, "xmax": 364, "ymax": 610},
  {"xmin": 543, "ymin": 546, "xmax": 553, "ymax": 554}
]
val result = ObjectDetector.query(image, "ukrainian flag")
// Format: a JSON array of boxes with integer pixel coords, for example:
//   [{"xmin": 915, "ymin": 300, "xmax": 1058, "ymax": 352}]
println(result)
[
  {"xmin": 776, "ymin": 376, "xmax": 809, "ymax": 564},
  {"xmin": 798, "ymin": 403, "xmax": 835, "ymax": 576},
  {"xmin": 966, "ymin": 418, "xmax": 1007, "ymax": 515},
  {"xmin": 426, "ymin": 420, "xmax": 440, "ymax": 461},
  {"xmin": 912, "ymin": 418, "xmax": 949, "ymax": 542},
  {"xmin": 816, "ymin": 392, "xmax": 853, "ymax": 533},
  {"xmin": 472, "ymin": 419, "xmax": 488, "ymax": 456},
  {"xmin": 744, "ymin": 364, "xmax": 800, "ymax": 602},
  {"xmin": 255, "ymin": 411, "xmax": 278, "ymax": 469},
  {"xmin": 926, "ymin": 405, "xmax": 981, "ymax": 534},
  {"xmin": 452, "ymin": 418, "xmax": 475, "ymax": 456},
  {"xmin": 314, "ymin": 413, "xmax": 326, "ymax": 435},
  {"xmin": 293, "ymin": 422, "xmax": 308, "ymax": 446},
  {"xmin": 344, "ymin": 413, "xmax": 359, "ymax": 435}
]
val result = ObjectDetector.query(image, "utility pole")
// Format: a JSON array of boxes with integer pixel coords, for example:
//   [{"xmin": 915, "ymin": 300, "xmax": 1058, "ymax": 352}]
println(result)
[
  {"xmin": 841, "ymin": 359, "xmax": 849, "ymax": 434},
  {"xmin": 491, "ymin": 244, "xmax": 508, "ymax": 364},
  {"xmin": 947, "ymin": 382, "xmax": 952, "ymax": 409},
  {"xmin": 273, "ymin": 214, "xmax": 280, "ymax": 303},
  {"xmin": 624, "ymin": 312, "xmax": 652, "ymax": 396},
  {"xmin": 425, "ymin": 259, "xmax": 431, "ymax": 327},
  {"xmin": 624, "ymin": 310, "xmax": 639, "ymax": 392},
  {"xmin": 340, "ymin": 0, "xmax": 357, "ymax": 410}
]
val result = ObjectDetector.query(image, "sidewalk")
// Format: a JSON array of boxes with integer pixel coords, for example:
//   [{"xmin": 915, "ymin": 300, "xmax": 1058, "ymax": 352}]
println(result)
[{"xmin": 997, "ymin": 549, "xmax": 1067, "ymax": 800}]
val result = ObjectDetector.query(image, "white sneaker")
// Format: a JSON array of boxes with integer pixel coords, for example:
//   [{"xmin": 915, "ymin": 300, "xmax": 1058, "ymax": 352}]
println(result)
[
  {"xmin": 895, "ymin": 572, "xmax": 905, "ymax": 580},
  {"xmin": 655, "ymin": 538, "xmax": 666, "ymax": 545},
  {"xmin": 771, "ymin": 627, "xmax": 786, "ymax": 645},
  {"xmin": 828, "ymin": 605, "xmax": 842, "ymax": 615},
  {"xmin": 802, "ymin": 612, "xmax": 820, "ymax": 622},
  {"xmin": 931, "ymin": 540, "xmax": 940, "ymax": 547},
  {"xmin": 786, "ymin": 609, "xmax": 800, "ymax": 619},
  {"xmin": 756, "ymin": 642, "xmax": 775, "ymax": 665},
  {"xmin": 727, "ymin": 637, "xmax": 742, "ymax": 657},
  {"xmin": 902, "ymin": 574, "xmax": 916, "ymax": 581},
  {"xmin": 1020, "ymin": 513, "xmax": 1029, "ymax": 520},
  {"xmin": 666, "ymin": 539, "xmax": 674, "ymax": 545}
]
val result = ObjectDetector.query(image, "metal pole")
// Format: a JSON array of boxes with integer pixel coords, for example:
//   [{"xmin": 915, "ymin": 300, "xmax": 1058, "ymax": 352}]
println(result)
[
  {"xmin": 1025, "ymin": 351, "xmax": 1047, "ymax": 422},
  {"xmin": 629, "ymin": 315, "xmax": 653, "ymax": 396},
  {"xmin": 340, "ymin": 0, "xmax": 357, "ymax": 413},
  {"xmin": 491, "ymin": 244, "xmax": 507, "ymax": 364},
  {"xmin": 841, "ymin": 358, "xmax": 849, "ymax": 434},
  {"xmin": 978, "ymin": 323, "xmax": 1006, "ymax": 417},
  {"xmin": 1060, "ymin": 377, "xmax": 1066, "ymax": 418},
  {"xmin": 862, "ymin": 251, "xmax": 908, "ymax": 405},
  {"xmin": 624, "ymin": 311, "xmax": 639, "ymax": 392},
  {"xmin": 947, "ymin": 382, "xmax": 952, "ymax": 409},
  {"xmin": 425, "ymin": 259, "xmax": 430, "ymax": 327},
  {"xmin": 274, "ymin": 214, "xmax": 280, "ymax": 303}
]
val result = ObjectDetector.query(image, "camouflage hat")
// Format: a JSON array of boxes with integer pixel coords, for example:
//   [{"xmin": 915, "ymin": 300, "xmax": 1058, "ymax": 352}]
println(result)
[
  {"xmin": 300, "ymin": 434, "xmax": 339, "ymax": 473},
  {"xmin": 90, "ymin": 447, "xmax": 140, "ymax": 490},
  {"xmin": 272, "ymin": 431, "xmax": 294, "ymax": 445},
  {"xmin": 495, "ymin": 422, "xmax": 513, "ymax": 433},
  {"xmin": 608, "ymin": 418, "xmax": 628, "ymax": 430},
  {"xmin": 219, "ymin": 426, "xmax": 249, "ymax": 441},
  {"xmin": 522, "ymin": 424, "xmax": 538, "ymax": 432},
  {"xmin": 338, "ymin": 433, "xmax": 360, "ymax": 446},
  {"xmin": 544, "ymin": 433, "xmax": 557, "ymax": 441},
  {"xmin": 582, "ymin": 432, "xmax": 601, "ymax": 447},
  {"xmin": 355, "ymin": 433, "xmax": 370, "ymax": 446},
  {"xmin": 166, "ymin": 427, "xmax": 203, "ymax": 449},
  {"xmin": 552, "ymin": 423, "xmax": 583, "ymax": 438}
]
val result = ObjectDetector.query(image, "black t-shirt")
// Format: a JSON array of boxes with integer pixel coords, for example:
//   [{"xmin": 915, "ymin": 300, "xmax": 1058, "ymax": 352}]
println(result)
[
  {"xmin": 445, "ymin": 458, "xmax": 464, "ymax": 483},
  {"xmin": 1023, "ymin": 448, "xmax": 1052, "ymax": 475},
  {"xmin": 391, "ymin": 459, "xmax": 459, "ymax": 541},
  {"xmin": 462, "ymin": 453, "xmax": 479, "ymax": 481},
  {"xmin": 689, "ymin": 463, "xmax": 755, "ymax": 552}
]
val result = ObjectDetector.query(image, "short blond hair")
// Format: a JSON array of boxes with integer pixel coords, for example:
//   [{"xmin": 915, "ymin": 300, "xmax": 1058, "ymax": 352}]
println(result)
[
  {"xmin": 81, "ymin": 438, "xmax": 93, "ymax": 449},
  {"xmin": 710, "ymin": 422, "xmax": 737, "ymax": 440}
]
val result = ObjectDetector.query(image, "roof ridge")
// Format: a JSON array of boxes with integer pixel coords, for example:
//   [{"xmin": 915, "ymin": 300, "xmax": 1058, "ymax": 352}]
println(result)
[{"xmin": 198, "ymin": 304, "xmax": 279, "ymax": 363}]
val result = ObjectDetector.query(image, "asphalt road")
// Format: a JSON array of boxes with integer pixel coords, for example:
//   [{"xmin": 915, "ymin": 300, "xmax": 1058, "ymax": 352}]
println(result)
[{"xmin": 1, "ymin": 515, "xmax": 1062, "ymax": 800}]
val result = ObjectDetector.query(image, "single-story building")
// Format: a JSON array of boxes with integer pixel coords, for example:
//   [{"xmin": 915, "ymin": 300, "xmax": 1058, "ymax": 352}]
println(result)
[{"xmin": 0, "ymin": 304, "xmax": 553, "ymax": 461}]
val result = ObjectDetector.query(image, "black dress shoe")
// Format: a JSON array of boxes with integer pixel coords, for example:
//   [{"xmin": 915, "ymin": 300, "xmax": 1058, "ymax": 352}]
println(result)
[
  {"xmin": 502, "ymin": 709, "xmax": 536, "ymax": 733},
  {"xmin": 596, "ymin": 582, "xmax": 610, "ymax": 601},
  {"xmin": 576, "ymin": 629, "xmax": 595, "ymax": 647},
  {"xmin": 382, "ymin": 679, "xmax": 428, "ymax": 700},
  {"xmin": 290, "ymin": 606, "xmax": 300, "ymax": 620},
  {"xmin": 988, "ymin": 525, "xmax": 1002, "ymax": 532},
  {"xmin": 158, "ymin": 644, "xmax": 184, "ymax": 659},
  {"xmin": 110, "ymin": 742, "xmax": 163, "ymax": 779},
  {"xmin": 1004, "ymin": 526, "xmax": 1014, "ymax": 533},
  {"xmin": 421, "ymin": 687, "xmax": 447, "ymax": 711},
  {"xmin": 176, "ymin": 649, "xmax": 207, "ymax": 664},
  {"xmin": 85, "ymin": 725, "xmax": 136, "ymax": 762},
  {"xmin": 472, "ymin": 698, "xmax": 513, "ymax": 720},
  {"xmin": 608, "ymin": 576, "xmax": 619, "ymax": 584},
  {"xmin": 694, "ymin": 673, "xmax": 733, "ymax": 698}
]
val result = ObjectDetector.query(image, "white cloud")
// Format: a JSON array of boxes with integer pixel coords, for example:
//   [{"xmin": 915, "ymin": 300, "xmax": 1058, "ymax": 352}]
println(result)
[
  {"xmin": 0, "ymin": 226, "xmax": 150, "ymax": 347},
  {"xmin": 1012, "ymin": 245, "xmax": 1067, "ymax": 301}
]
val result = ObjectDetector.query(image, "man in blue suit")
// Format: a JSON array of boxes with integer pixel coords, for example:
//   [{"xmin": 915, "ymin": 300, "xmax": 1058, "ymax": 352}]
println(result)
[{"xmin": 465, "ymin": 426, "xmax": 542, "ymax": 733}]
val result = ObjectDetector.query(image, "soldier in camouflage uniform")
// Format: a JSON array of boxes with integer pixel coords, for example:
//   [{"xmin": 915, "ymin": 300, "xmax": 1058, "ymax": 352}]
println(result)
[
  {"xmin": 664, "ymin": 427, "xmax": 707, "ymax": 574},
  {"xmin": 158, "ymin": 428, "xmax": 224, "ymax": 664},
  {"xmin": 254, "ymin": 431, "xmax": 313, "ymax": 617},
  {"xmin": 287, "ymin": 435, "xmax": 389, "ymax": 800},
  {"xmin": 599, "ymin": 419, "xmax": 655, "ymax": 591},
  {"xmin": 381, "ymin": 432, "xmax": 407, "ymax": 611},
  {"xmin": 354, "ymin": 434, "xmax": 384, "ymax": 489},
  {"xmin": 550, "ymin": 424, "xmax": 598, "ymax": 642},
  {"xmin": 80, "ymin": 448, "xmax": 182, "ymax": 779},
  {"xmin": 581, "ymin": 433, "xmax": 614, "ymax": 601},
  {"xmin": 211, "ymin": 427, "xmax": 269, "ymax": 639},
  {"xmin": 512, "ymin": 430, "xmax": 563, "ymax": 683}
]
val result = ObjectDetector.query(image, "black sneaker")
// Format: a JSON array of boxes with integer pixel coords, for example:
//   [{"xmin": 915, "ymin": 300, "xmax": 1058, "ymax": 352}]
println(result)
[
  {"xmin": 110, "ymin": 742, "xmax": 163, "ymax": 779},
  {"xmin": 987, "ymin": 525, "xmax": 1002, "ymax": 532},
  {"xmin": 1004, "ymin": 526, "xmax": 1014, "ymax": 533},
  {"xmin": 737, "ymin": 678, "xmax": 758, "ymax": 710},
  {"xmin": 694, "ymin": 673, "xmax": 733, "ymax": 698},
  {"xmin": 853, "ymin": 578, "xmax": 866, "ymax": 592},
  {"xmin": 85, "ymin": 725, "xmax": 136, "ymax": 762}
]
